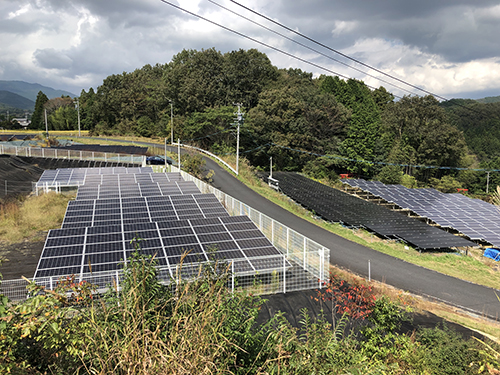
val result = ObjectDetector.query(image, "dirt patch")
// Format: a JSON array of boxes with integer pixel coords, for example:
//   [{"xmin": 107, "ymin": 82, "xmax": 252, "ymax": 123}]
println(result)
[{"xmin": 0, "ymin": 238, "xmax": 45, "ymax": 279}]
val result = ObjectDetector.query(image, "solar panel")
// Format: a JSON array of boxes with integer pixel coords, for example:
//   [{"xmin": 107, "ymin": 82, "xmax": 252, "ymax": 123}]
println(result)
[
  {"xmin": 35, "ymin": 216, "xmax": 288, "ymax": 280},
  {"xmin": 276, "ymin": 173, "xmax": 475, "ymax": 250}
]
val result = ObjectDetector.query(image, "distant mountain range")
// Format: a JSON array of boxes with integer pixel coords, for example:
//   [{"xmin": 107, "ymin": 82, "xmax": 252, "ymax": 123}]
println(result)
[
  {"xmin": 0, "ymin": 90, "xmax": 35, "ymax": 111},
  {"xmin": 0, "ymin": 80, "xmax": 77, "ymax": 111}
]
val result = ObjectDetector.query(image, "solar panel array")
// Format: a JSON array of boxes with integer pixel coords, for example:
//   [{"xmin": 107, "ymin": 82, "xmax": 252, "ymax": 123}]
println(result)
[
  {"xmin": 36, "ymin": 215, "xmax": 283, "ymax": 278},
  {"xmin": 37, "ymin": 167, "xmax": 155, "ymax": 188},
  {"xmin": 35, "ymin": 167, "xmax": 288, "ymax": 280},
  {"xmin": 63, "ymin": 194, "xmax": 230, "ymax": 228},
  {"xmin": 274, "ymin": 172, "xmax": 474, "ymax": 250},
  {"xmin": 344, "ymin": 179, "xmax": 500, "ymax": 247}
]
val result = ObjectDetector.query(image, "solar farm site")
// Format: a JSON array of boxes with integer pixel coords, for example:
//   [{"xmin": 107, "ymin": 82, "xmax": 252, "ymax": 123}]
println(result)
[
  {"xmin": 33, "ymin": 167, "xmax": 321, "ymax": 293},
  {"xmin": 273, "ymin": 172, "xmax": 476, "ymax": 251},
  {"xmin": 343, "ymin": 179, "xmax": 500, "ymax": 248}
]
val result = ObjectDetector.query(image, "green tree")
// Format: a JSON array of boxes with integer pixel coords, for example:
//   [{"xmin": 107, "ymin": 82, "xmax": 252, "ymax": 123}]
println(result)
[
  {"xmin": 247, "ymin": 69, "xmax": 348, "ymax": 170},
  {"xmin": 323, "ymin": 78, "xmax": 383, "ymax": 175},
  {"xmin": 31, "ymin": 91, "xmax": 49, "ymax": 130},
  {"xmin": 382, "ymin": 95, "xmax": 468, "ymax": 180}
]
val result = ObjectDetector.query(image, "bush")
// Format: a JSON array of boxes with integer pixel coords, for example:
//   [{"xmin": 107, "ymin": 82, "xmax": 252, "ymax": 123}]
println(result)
[
  {"xmin": 377, "ymin": 165, "xmax": 403, "ymax": 184},
  {"xmin": 302, "ymin": 156, "xmax": 339, "ymax": 182},
  {"xmin": 415, "ymin": 324, "xmax": 484, "ymax": 374}
]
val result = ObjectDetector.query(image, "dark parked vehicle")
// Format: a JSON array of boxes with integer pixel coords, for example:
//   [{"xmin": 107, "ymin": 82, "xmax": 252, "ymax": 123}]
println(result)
[{"xmin": 146, "ymin": 155, "xmax": 173, "ymax": 165}]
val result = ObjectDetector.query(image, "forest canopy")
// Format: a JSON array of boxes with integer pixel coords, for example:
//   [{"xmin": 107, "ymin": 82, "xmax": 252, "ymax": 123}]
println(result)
[{"xmin": 33, "ymin": 47, "xmax": 500, "ymax": 193}]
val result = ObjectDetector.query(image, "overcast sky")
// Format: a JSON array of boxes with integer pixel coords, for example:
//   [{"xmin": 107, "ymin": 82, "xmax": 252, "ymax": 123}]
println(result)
[{"xmin": 1, "ymin": 0, "xmax": 499, "ymax": 100}]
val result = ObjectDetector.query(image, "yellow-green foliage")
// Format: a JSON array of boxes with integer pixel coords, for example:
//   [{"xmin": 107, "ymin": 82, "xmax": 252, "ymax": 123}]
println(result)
[{"xmin": 0, "ymin": 193, "xmax": 71, "ymax": 242}]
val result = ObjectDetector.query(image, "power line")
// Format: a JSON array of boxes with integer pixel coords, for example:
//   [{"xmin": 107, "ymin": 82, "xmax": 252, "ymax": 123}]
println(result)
[
  {"xmin": 228, "ymin": 0, "xmax": 450, "ymax": 101},
  {"xmin": 208, "ymin": 0, "xmax": 417, "ymax": 97},
  {"xmin": 159, "ymin": 0, "xmax": 386, "ymax": 92}
]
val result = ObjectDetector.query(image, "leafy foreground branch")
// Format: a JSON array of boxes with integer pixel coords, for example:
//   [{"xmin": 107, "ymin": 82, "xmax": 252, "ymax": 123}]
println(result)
[{"xmin": 0, "ymin": 254, "xmax": 499, "ymax": 374}]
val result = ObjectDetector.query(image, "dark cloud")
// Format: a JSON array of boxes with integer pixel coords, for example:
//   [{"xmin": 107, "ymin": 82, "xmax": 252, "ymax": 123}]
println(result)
[
  {"xmin": 255, "ymin": 1, "xmax": 500, "ymax": 62},
  {"xmin": 0, "ymin": 0, "xmax": 499, "ymax": 98}
]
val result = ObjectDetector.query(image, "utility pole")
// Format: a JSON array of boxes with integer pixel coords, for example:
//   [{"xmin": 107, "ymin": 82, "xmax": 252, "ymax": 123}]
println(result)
[
  {"xmin": 74, "ymin": 97, "xmax": 81, "ymax": 137},
  {"xmin": 170, "ymin": 101, "xmax": 174, "ymax": 145},
  {"xmin": 44, "ymin": 108, "xmax": 48, "ymax": 137},
  {"xmin": 234, "ymin": 103, "xmax": 243, "ymax": 176}
]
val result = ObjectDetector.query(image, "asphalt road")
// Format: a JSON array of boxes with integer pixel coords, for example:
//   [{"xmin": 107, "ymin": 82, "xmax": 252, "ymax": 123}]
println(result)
[{"xmin": 95, "ymin": 139, "xmax": 500, "ymax": 320}]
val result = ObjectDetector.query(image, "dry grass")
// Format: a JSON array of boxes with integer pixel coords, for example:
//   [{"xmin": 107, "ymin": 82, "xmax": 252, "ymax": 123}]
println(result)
[{"xmin": 0, "ymin": 192, "xmax": 72, "ymax": 243}]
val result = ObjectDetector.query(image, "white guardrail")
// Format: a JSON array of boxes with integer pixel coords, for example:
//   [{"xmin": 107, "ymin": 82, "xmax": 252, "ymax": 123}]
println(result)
[{"xmin": 0, "ymin": 148, "xmax": 330, "ymax": 301}]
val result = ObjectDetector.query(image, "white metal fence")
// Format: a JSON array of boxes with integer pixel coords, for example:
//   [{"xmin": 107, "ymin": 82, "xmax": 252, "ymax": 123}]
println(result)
[
  {"xmin": 0, "ymin": 159, "xmax": 330, "ymax": 301},
  {"xmin": 0, "ymin": 144, "xmax": 146, "ymax": 165}
]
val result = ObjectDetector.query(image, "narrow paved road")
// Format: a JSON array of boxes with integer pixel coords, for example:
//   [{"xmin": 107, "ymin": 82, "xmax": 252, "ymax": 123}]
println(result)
[{"xmin": 94, "ymin": 139, "xmax": 500, "ymax": 320}]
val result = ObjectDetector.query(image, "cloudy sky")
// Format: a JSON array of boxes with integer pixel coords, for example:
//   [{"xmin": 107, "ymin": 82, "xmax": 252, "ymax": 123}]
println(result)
[{"xmin": 1, "ymin": 0, "xmax": 499, "ymax": 100}]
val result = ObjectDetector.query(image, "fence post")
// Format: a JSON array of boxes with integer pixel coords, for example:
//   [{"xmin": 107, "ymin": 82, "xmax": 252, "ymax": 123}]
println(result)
[
  {"xmin": 55, "ymin": 149, "xmax": 57, "ymax": 159},
  {"xmin": 368, "ymin": 260, "xmax": 371, "ymax": 282},
  {"xmin": 49, "ymin": 276, "xmax": 53, "ymax": 291},
  {"xmin": 116, "ymin": 271, "xmax": 120, "ymax": 298},
  {"xmin": 283, "ymin": 254, "xmax": 286, "ymax": 293},
  {"xmin": 231, "ymin": 261, "xmax": 235, "ymax": 294},
  {"xmin": 271, "ymin": 220, "xmax": 275, "ymax": 245},
  {"xmin": 42, "ymin": 148, "xmax": 44, "ymax": 158},
  {"xmin": 286, "ymin": 228, "xmax": 289, "ymax": 258},
  {"xmin": 303, "ymin": 237, "xmax": 307, "ymax": 268},
  {"xmin": 319, "ymin": 248, "xmax": 324, "ymax": 289}
]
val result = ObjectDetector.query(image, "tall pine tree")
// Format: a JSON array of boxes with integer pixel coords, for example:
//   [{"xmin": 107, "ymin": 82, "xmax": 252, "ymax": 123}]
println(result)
[{"xmin": 31, "ymin": 91, "xmax": 49, "ymax": 130}]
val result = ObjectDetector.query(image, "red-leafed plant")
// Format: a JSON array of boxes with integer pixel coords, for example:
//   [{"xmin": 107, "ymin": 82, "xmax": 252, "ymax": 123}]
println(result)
[{"xmin": 314, "ymin": 274, "xmax": 376, "ymax": 320}]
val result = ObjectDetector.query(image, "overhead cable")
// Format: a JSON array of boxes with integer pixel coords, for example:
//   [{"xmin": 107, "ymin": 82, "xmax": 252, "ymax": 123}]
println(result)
[
  {"xmin": 208, "ymin": 0, "xmax": 417, "ymax": 97},
  {"xmin": 228, "ymin": 0, "xmax": 449, "ymax": 101},
  {"xmin": 159, "ymin": 0, "xmax": 387, "ymax": 92}
]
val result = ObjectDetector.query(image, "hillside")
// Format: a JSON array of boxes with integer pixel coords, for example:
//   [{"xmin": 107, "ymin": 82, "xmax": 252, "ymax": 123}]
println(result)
[
  {"xmin": 0, "ymin": 90, "xmax": 35, "ymax": 110},
  {"xmin": 476, "ymin": 95, "xmax": 500, "ymax": 104},
  {"xmin": 0, "ymin": 80, "xmax": 76, "ymax": 102}
]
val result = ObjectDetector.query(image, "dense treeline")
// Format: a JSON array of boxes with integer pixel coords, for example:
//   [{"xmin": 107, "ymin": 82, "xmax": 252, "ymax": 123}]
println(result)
[{"xmin": 31, "ymin": 47, "xmax": 500, "ymax": 193}]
